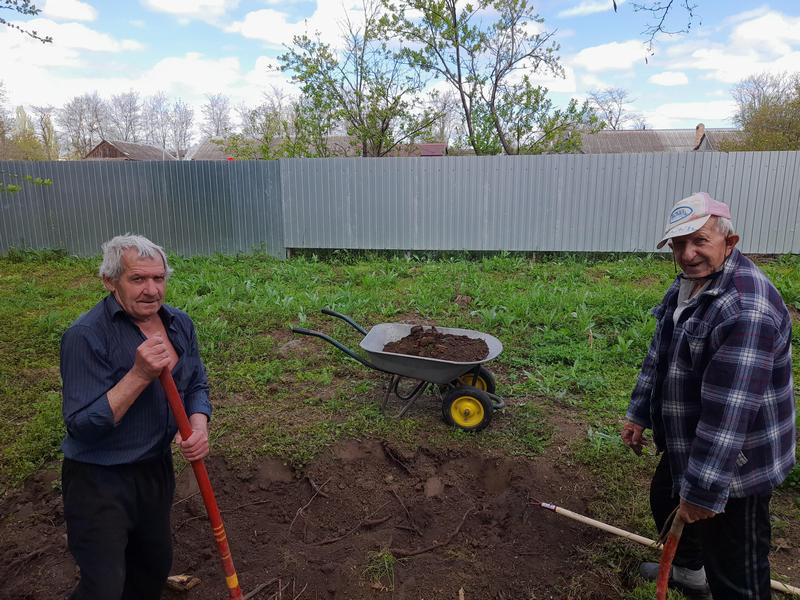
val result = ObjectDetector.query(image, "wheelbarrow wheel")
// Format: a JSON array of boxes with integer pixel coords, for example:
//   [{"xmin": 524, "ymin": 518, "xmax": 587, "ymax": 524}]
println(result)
[
  {"xmin": 442, "ymin": 386, "xmax": 493, "ymax": 432},
  {"xmin": 452, "ymin": 366, "xmax": 496, "ymax": 395}
]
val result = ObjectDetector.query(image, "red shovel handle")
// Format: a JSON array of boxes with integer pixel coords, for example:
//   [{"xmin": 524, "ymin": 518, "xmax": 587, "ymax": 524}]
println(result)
[
  {"xmin": 160, "ymin": 370, "xmax": 244, "ymax": 600},
  {"xmin": 656, "ymin": 515, "xmax": 685, "ymax": 600}
]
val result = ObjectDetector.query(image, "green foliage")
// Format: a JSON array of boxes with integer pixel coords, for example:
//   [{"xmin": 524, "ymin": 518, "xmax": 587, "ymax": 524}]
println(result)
[
  {"xmin": 722, "ymin": 73, "xmax": 800, "ymax": 151},
  {"xmin": 278, "ymin": 1, "xmax": 438, "ymax": 157},
  {"xmin": 363, "ymin": 549, "xmax": 399, "ymax": 591}
]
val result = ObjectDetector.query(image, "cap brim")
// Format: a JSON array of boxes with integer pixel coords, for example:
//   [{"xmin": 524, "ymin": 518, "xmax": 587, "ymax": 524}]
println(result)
[{"xmin": 656, "ymin": 215, "xmax": 711, "ymax": 249}]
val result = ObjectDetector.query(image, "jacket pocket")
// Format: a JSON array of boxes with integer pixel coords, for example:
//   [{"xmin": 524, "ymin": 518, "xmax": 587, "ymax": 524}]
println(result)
[{"xmin": 682, "ymin": 319, "xmax": 711, "ymax": 370}]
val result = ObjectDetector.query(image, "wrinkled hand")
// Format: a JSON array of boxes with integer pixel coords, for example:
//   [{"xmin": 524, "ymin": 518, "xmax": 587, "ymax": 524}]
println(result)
[
  {"xmin": 174, "ymin": 427, "xmax": 210, "ymax": 462},
  {"xmin": 133, "ymin": 336, "xmax": 172, "ymax": 380},
  {"xmin": 620, "ymin": 420, "xmax": 648, "ymax": 455},
  {"xmin": 677, "ymin": 499, "xmax": 716, "ymax": 524}
]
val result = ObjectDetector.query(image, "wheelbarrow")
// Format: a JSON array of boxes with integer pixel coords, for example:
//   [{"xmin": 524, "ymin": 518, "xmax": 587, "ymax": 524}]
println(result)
[{"xmin": 292, "ymin": 309, "xmax": 505, "ymax": 431}]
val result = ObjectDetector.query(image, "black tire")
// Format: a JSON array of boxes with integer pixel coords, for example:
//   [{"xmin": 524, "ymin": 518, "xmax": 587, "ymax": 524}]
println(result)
[
  {"xmin": 452, "ymin": 366, "xmax": 496, "ymax": 395},
  {"xmin": 441, "ymin": 386, "xmax": 493, "ymax": 432}
]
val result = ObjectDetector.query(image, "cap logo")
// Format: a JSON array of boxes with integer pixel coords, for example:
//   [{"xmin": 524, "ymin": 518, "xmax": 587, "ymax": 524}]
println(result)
[{"xmin": 670, "ymin": 206, "xmax": 693, "ymax": 223}]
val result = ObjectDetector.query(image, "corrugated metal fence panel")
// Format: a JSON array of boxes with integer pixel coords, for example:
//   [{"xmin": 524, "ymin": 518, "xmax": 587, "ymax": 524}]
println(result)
[
  {"xmin": 0, "ymin": 160, "xmax": 285, "ymax": 257},
  {"xmin": 280, "ymin": 152, "xmax": 800, "ymax": 254},
  {"xmin": 2, "ymin": 152, "xmax": 799, "ymax": 255}
]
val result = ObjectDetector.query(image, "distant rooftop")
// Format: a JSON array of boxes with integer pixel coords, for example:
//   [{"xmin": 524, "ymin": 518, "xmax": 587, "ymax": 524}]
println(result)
[{"xmin": 580, "ymin": 125, "xmax": 741, "ymax": 154}]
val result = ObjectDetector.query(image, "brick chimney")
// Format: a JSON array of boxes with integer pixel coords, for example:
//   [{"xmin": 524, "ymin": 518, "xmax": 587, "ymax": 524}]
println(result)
[{"xmin": 693, "ymin": 123, "xmax": 706, "ymax": 150}]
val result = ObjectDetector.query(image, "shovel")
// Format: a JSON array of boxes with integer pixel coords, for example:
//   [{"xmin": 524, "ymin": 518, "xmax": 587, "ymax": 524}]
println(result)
[{"xmin": 160, "ymin": 370, "xmax": 244, "ymax": 600}]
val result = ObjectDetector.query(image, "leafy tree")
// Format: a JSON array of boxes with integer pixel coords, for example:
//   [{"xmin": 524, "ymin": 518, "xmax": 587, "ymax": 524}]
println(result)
[
  {"xmin": 731, "ymin": 72, "xmax": 799, "ymax": 129},
  {"xmin": 1, "ymin": 0, "xmax": 52, "ymax": 43},
  {"xmin": 381, "ymin": 0, "xmax": 585, "ymax": 155},
  {"xmin": 485, "ymin": 78, "xmax": 600, "ymax": 154},
  {"xmin": 279, "ymin": 0, "xmax": 438, "ymax": 157},
  {"xmin": 8, "ymin": 105, "xmax": 46, "ymax": 159},
  {"xmin": 721, "ymin": 74, "xmax": 800, "ymax": 151}
]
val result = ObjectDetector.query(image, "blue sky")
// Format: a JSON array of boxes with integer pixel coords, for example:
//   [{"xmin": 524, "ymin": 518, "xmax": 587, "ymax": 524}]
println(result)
[{"xmin": 3, "ymin": 0, "xmax": 800, "ymax": 131}]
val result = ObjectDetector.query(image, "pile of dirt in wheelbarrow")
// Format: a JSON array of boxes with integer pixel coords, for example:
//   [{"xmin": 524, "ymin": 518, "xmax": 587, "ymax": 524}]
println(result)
[{"xmin": 383, "ymin": 325, "xmax": 489, "ymax": 361}]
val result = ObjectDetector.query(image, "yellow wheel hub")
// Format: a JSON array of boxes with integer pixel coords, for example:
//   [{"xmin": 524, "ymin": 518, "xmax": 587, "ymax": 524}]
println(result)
[
  {"xmin": 457, "ymin": 375, "xmax": 487, "ymax": 391},
  {"xmin": 450, "ymin": 395, "xmax": 486, "ymax": 428}
]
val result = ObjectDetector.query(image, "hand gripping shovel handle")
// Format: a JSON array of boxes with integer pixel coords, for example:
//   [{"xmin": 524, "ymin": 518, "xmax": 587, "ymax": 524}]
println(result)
[
  {"xmin": 656, "ymin": 514, "xmax": 685, "ymax": 600},
  {"xmin": 159, "ymin": 369, "xmax": 244, "ymax": 600}
]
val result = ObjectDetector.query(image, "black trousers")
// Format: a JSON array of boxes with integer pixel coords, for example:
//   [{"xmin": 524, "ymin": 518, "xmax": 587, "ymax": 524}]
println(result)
[
  {"xmin": 650, "ymin": 453, "xmax": 772, "ymax": 599},
  {"xmin": 62, "ymin": 453, "xmax": 175, "ymax": 600}
]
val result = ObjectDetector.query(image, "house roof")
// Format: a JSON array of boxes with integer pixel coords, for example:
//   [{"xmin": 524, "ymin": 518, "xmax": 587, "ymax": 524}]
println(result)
[
  {"xmin": 185, "ymin": 138, "xmax": 230, "ymax": 160},
  {"xmin": 579, "ymin": 127, "xmax": 741, "ymax": 154},
  {"xmin": 84, "ymin": 139, "xmax": 177, "ymax": 160}
]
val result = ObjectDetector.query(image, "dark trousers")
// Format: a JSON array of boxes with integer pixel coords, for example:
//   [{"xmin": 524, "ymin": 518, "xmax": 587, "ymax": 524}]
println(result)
[
  {"xmin": 62, "ymin": 453, "xmax": 175, "ymax": 600},
  {"xmin": 650, "ymin": 453, "xmax": 772, "ymax": 599}
]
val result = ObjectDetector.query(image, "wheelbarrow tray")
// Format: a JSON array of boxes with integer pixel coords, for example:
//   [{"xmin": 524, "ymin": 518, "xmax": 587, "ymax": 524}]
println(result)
[{"xmin": 359, "ymin": 323, "xmax": 503, "ymax": 385}]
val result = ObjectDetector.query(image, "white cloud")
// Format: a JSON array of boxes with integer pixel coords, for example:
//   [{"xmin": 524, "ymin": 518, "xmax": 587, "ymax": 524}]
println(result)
[
  {"xmin": 42, "ymin": 0, "xmax": 98, "ymax": 21},
  {"xmin": 141, "ymin": 0, "xmax": 239, "ymax": 22},
  {"xmin": 648, "ymin": 71, "xmax": 688, "ymax": 86},
  {"xmin": 642, "ymin": 100, "xmax": 737, "ymax": 129},
  {"xmin": 226, "ymin": 1, "xmax": 365, "ymax": 49},
  {"xmin": 729, "ymin": 11, "xmax": 800, "ymax": 55},
  {"xmin": 572, "ymin": 40, "xmax": 647, "ymax": 72},
  {"xmin": 558, "ymin": 0, "xmax": 625, "ymax": 18}
]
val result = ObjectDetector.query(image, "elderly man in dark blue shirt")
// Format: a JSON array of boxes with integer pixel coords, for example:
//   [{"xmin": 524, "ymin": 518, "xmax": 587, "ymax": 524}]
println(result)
[{"xmin": 61, "ymin": 234, "xmax": 212, "ymax": 600}]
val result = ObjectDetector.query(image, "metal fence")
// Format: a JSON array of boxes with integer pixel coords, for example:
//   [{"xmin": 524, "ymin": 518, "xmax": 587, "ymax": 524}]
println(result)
[{"xmin": 2, "ymin": 151, "xmax": 799, "ymax": 257}]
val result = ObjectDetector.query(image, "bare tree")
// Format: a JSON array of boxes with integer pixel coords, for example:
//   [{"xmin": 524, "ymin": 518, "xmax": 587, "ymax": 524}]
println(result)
[
  {"xmin": 201, "ymin": 93, "xmax": 232, "ymax": 138},
  {"xmin": 0, "ymin": 81, "xmax": 11, "ymax": 141},
  {"xmin": 169, "ymin": 99, "xmax": 194, "ymax": 159},
  {"xmin": 588, "ymin": 88, "xmax": 641, "ymax": 130},
  {"xmin": 731, "ymin": 72, "xmax": 800, "ymax": 128},
  {"xmin": 629, "ymin": 0, "xmax": 699, "ymax": 54},
  {"xmin": 108, "ymin": 91, "xmax": 142, "ymax": 142},
  {"xmin": 57, "ymin": 92, "xmax": 108, "ymax": 158},
  {"xmin": 143, "ymin": 92, "xmax": 171, "ymax": 152},
  {"xmin": 31, "ymin": 105, "xmax": 59, "ymax": 158}
]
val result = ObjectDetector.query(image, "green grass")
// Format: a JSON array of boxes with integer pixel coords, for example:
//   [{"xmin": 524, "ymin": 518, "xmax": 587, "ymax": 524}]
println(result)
[{"xmin": 1, "ymin": 251, "xmax": 798, "ymax": 501}]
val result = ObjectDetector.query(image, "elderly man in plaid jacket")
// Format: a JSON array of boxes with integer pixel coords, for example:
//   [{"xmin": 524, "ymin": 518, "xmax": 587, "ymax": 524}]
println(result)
[{"xmin": 621, "ymin": 192, "xmax": 796, "ymax": 599}]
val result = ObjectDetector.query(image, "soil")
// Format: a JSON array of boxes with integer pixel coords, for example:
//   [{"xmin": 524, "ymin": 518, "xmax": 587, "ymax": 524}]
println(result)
[
  {"xmin": 383, "ymin": 326, "xmax": 489, "ymax": 362},
  {"xmin": 2, "ymin": 410, "xmax": 798, "ymax": 600},
  {"xmin": 0, "ymin": 412, "xmax": 612, "ymax": 600}
]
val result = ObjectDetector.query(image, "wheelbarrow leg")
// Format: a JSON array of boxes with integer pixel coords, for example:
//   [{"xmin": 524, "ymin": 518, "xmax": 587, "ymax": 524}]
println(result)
[
  {"xmin": 381, "ymin": 375, "xmax": 429, "ymax": 418},
  {"xmin": 381, "ymin": 375, "xmax": 400, "ymax": 413}
]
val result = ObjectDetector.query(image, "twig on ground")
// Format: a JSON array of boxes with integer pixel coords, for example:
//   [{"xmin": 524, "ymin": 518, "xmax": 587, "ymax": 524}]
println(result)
[
  {"xmin": 381, "ymin": 442, "xmax": 412, "ymax": 475},
  {"xmin": 172, "ymin": 490, "xmax": 200, "ymax": 506},
  {"xmin": 289, "ymin": 477, "xmax": 331, "ymax": 534},
  {"xmin": 242, "ymin": 578, "xmax": 277, "ymax": 600},
  {"xmin": 292, "ymin": 582, "xmax": 308, "ymax": 599},
  {"xmin": 391, "ymin": 488, "xmax": 422, "ymax": 536},
  {"xmin": 311, "ymin": 502, "xmax": 392, "ymax": 546},
  {"xmin": 390, "ymin": 508, "xmax": 473, "ymax": 558},
  {"xmin": 306, "ymin": 476, "xmax": 329, "ymax": 498}
]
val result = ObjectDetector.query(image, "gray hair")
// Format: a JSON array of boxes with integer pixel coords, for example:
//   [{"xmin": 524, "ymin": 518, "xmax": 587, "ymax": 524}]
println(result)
[
  {"xmin": 711, "ymin": 216, "xmax": 737, "ymax": 237},
  {"xmin": 99, "ymin": 234, "xmax": 172, "ymax": 280}
]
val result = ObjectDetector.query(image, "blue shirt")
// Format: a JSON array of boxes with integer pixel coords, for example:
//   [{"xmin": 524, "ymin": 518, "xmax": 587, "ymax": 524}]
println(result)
[
  {"xmin": 61, "ymin": 294, "xmax": 212, "ymax": 465},
  {"xmin": 627, "ymin": 250, "xmax": 795, "ymax": 513}
]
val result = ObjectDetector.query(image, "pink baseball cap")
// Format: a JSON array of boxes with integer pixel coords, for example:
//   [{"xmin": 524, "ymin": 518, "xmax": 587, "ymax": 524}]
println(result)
[{"xmin": 657, "ymin": 192, "xmax": 732, "ymax": 249}]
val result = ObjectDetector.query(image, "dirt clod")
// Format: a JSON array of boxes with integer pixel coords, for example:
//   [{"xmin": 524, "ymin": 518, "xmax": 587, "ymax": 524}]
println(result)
[{"xmin": 383, "ymin": 325, "xmax": 488, "ymax": 361}]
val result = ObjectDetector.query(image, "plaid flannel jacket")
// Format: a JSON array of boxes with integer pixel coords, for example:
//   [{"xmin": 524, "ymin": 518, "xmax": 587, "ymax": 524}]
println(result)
[{"xmin": 626, "ymin": 249, "xmax": 796, "ymax": 513}]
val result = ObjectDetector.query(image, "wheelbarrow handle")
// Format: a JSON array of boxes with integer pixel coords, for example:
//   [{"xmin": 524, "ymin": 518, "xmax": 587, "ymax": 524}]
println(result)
[
  {"xmin": 291, "ymin": 327, "xmax": 390, "ymax": 374},
  {"xmin": 320, "ymin": 308, "xmax": 369, "ymax": 336}
]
